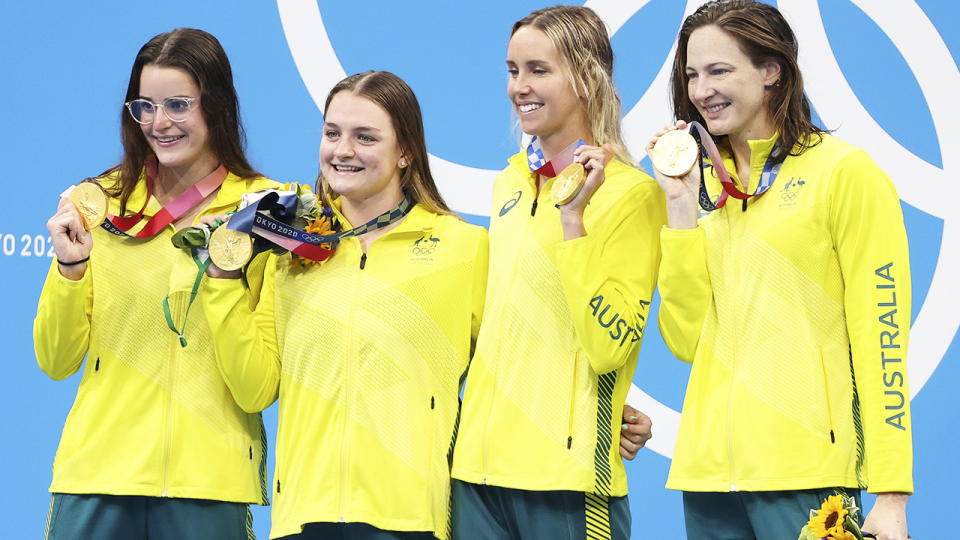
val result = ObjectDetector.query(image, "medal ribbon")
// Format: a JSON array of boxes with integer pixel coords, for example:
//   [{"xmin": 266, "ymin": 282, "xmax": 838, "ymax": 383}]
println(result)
[
  {"xmin": 162, "ymin": 249, "xmax": 210, "ymax": 348},
  {"xmin": 227, "ymin": 192, "xmax": 415, "ymax": 262},
  {"xmin": 102, "ymin": 157, "xmax": 228, "ymax": 237},
  {"xmin": 688, "ymin": 121, "xmax": 783, "ymax": 211},
  {"xmin": 526, "ymin": 137, "xmax": 585, "ymax": 178}
]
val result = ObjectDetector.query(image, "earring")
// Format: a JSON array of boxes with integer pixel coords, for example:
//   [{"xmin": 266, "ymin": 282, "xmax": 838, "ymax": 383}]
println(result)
[{"xmin": 399, "ymin": 159, "xmax": 407, "ymax": 167}]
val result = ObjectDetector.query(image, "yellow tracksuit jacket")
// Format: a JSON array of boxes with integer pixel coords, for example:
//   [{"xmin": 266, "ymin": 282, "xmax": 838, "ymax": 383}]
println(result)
[
  {"xmin": 659, "ymin": 133, "xmax": 914, "ymax": 494},
  {"xmin": 452, "ymin": 153, "xmax": 666, "ymax": 497},
  {"xmin": 199, "ymin": 203, "xmax": 488, "ymax": 539},
  {"xmin": 34, "ymin": 171, "xmax": 280, "ymax": 503}
]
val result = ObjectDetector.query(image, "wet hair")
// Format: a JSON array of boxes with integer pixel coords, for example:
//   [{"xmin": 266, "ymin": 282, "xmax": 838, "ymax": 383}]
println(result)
[
  {"xmin": 512, "ymin": 5, "xmax": 633, "ymax": 164},
  {"xmin": 671, "ymin": 0, "xmax": 823, "ymax": 155},
  {"xmin": 108, "ymin": 28, "xmax": 259, "ymax": 213},
  {"xmin": 316, "ymin": 71, "xmax": 455, "ymax": 217}
]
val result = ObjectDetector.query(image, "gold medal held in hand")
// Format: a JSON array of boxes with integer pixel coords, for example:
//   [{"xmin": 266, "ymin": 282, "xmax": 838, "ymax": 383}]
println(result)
[
  {"xmin": 68, "ymin": 182, "xmax": 108, "ymax": 230},
  {"xmin": 650, "ymin": 129, "xmax": 699, "ymax": 177},
  {"xmin": 208, "ymin": 226, "xmax": 253, "ymax": 271},
  {"xmin": 550, "ymin": 162, "xmax": 586, "ymax": 205}
]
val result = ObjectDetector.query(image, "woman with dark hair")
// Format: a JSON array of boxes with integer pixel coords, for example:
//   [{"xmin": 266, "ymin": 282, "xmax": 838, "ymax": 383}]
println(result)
[
  {"xmin": 450, "ymin": 6, "xmax": 665, "ymax": 539},
  {"xmin": 648, "ymin": 1, "xmax": 911, "ymax": 538},
  {"xmin": 199, "ymin": 70, "xmax": 487, "ymax": 540},
  {"xmin": 35, "ymin": 28, "xmax": 278, "ymax": 539}
]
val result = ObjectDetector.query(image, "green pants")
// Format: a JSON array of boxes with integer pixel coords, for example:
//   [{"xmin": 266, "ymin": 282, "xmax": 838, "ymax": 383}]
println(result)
[
  {"xmin": 44, "ymin": 493, "xmax": 254, "ymax": 540},
  {"xmin": 276, "ymin": 522, "xmax": 434, "ymax": 539},
  {"xmin": 451, "ymin": 480, "xmax": 630, "ymax": 540},
  {"xmin": 682, "ymin": 488, "xmax": 862, "ymax": 540}
]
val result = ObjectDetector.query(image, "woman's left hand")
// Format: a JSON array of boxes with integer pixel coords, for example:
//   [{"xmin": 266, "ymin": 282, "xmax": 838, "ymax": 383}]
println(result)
[{"xmin": 862, "ymin": 493, "xmax": 909, "ymax": 540}]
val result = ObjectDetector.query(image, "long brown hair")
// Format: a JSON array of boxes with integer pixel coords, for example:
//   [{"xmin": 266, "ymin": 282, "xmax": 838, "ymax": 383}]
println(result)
[
  {"xmin": 108, "ymin": 28, "xmax": 259, "ymax": 214},
  {"xmin": 316, "ymin": 71, "xmax": 455, "ymax": 217},
  {"xmin": 512, "ymin": 5, "xmax": 633, "ymax": 164},
  {"xmin": 670, "ymin": 0, "xmax": 823, "ymax": 155}
]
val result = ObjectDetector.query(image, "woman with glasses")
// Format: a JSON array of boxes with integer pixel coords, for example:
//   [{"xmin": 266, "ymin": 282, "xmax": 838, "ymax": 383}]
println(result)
[
  {"xmin": 648, "ymin": 1, "xmax": 912, "ymax": 538},
  {"xmin": 198, "ymin": 70, "xmax": 487, "ymax": 540},
  {"xmin": 450, "ymin": 6, "xmax": 665, "ymax": 539},
  {"xmin": 34, "ymin": 28, "xmax": 278, "ymax": 539}
]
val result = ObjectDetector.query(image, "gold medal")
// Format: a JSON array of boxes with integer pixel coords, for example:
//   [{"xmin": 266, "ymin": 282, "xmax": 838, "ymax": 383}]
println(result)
[
  {"xmin": 208, "ymin": 226, "xmax": 252, "ymax": 271},
  {"xmin": 650, "ymin": 129, "xmax": 699, "ymax": 177},
  {"xmin": 68, "ymin": 182, "xmax": 108, "ymax": 230},
  {"xmin": 550, "ymin": 162, "xmax": 586, "ymax": 205}
]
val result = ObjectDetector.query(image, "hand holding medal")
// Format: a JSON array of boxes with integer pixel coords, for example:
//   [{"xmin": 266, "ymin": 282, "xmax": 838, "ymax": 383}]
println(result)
[
  {"xmin": 549, "ymin": 143, "xmax": 614, "ymax": 209},
  {"xmin": 68, "ymin": 182, "xmax": 109, "ymax": 230},
  {"xmin": 190, "ymin": 213, "xmax": 248, "ymax": 279},
  {"xmin": 47, "ymin": 181, "xmax": 109, "ymax": 278},
  {"xmin": 647, "ymin": 121, "xmax": 705, "ymax": 230},
  {"xmin": 647, "ymin": 121, "xmax": 703, "ymax": 197}
]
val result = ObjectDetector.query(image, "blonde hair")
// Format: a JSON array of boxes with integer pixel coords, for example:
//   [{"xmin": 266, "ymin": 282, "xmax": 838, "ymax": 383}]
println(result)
[
  {"xmin": 512, "ymin": 5, "xmax": 633, "ymax": 164},
  {"xmin": 316, "ymin": 71, "xmax": 457, "ymax": 217}
]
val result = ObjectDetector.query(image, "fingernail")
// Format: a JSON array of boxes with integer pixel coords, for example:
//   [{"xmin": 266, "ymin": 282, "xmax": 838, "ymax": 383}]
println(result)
[
  {"xmin": 628, "ymin": 415, "xmax": 637, "ymax": 421},
  {"xmin": 621, "ymin": 424, "xmax": 628, "ymax": 430}
]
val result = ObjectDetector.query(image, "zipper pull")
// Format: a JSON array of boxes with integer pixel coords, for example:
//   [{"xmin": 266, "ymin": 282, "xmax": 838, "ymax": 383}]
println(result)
[
  {"xmin": 359, "ymin": 252, "xmax": 367, "ymax": 269},
  {"xmin": 531, "ymin": 198, "xmax": 539, "ymax": 216},
  {"xmin": 741, "ymin": 198, "xmax": 747, "ymax": 212}
]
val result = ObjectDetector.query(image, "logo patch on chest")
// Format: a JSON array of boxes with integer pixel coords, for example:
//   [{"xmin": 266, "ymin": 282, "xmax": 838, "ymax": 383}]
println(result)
[
  {"xmin": 410, "ymin": 234, "xmax": 440, "ymax": 263},
  {"xmin": 779, "ymin": 177, "xmax": 806, "ymax": 207}
]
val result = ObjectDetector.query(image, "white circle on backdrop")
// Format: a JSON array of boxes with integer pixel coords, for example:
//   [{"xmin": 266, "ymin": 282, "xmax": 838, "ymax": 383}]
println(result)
[{"xmin": 277, "ymin": 0, "xmax": 957, "ymax": 458}]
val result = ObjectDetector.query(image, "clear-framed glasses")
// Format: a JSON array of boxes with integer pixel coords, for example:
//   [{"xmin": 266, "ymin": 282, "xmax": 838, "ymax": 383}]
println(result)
[{"xmin": 124, "ymin": 97, "xmax": 199, "ymax": 125}]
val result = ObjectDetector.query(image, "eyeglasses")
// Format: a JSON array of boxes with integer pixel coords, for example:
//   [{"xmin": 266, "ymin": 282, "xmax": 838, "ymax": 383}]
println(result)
[{"xmin": 124, "ymin": 97, "xmax": 199, "ymax": 124}]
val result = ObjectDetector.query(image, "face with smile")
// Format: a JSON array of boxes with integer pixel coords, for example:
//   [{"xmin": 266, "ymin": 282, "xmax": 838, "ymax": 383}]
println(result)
[
  {"xmin": 137, "ymin": 64, "xmax": 216, "ymax": 176},
  {"xmin": 685, "ymin": 25, "xmax": 781, "ymax": 143},
  {"xmin": 320, "ymin": 91, "xmax": 406, "ymax": 208},
  {"xmin": 507, "ymin": 26, "xmax": 589, "ymax": 152}
]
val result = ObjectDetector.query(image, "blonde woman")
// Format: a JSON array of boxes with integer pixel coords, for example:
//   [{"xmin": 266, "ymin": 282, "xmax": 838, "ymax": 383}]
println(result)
[{"xmin": 451, "ymin": 6, "xmax": 666, "ymax": 539}]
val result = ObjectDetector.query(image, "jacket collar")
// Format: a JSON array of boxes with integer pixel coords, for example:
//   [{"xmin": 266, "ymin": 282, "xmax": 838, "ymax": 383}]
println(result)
[{"xmin": 717, "ymin": 131, "xmax": 781, "ymax": 190}]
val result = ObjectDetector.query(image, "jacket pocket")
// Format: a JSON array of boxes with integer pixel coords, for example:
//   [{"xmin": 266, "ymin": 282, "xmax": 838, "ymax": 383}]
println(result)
[
  {"xmin": 566, "ymin": 352, "xmax": 580, "ymax": 450},
  {"xmin": 818, "ymin": 348, "xmax": 836, "ymax": 444}
]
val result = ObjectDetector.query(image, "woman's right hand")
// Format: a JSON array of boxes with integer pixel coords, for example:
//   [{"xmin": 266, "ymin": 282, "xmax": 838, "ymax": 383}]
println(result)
[
  {"xmin": 47, "ymin": 197, "xmax": 93, "ymax": 280},
  {"xmin": 647, "ymin": 120, "xmax": 701, "ymax": 229},
  {"xmin": 199, "ymin": 213, "xmax": 243, "ymax": 279}
]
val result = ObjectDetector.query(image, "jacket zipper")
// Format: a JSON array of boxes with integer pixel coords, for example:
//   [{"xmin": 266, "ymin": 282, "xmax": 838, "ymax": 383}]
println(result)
[
  {"xmin": 339, "ymin": 241, "xmax": 361, "ymax": 521},
  {"xmin": 727, "ymin": 207, "xmax": 740, "ymax": 492}
]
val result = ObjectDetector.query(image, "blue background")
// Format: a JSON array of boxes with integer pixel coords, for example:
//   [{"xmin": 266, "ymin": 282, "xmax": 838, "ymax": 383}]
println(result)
[{"xmin": 1, "ymin": 1, "xmax": 956, "ymax": 537}]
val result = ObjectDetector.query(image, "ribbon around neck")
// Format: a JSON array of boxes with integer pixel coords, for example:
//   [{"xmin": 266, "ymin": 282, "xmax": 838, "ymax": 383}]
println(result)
[
  {"xmin": 102, "ymin": 157, "xmax": 228, "ymax": 238},
  {"xmin": 688, "ymin": 121, "xmax": 783, "ymax": 212},
  {"xmin": 526, "ymin": 137, "xmax": 585, "ymax": 178},
  {"xmin": 228, "ymin": 192, "xmax": 414, "ymax": 262}
]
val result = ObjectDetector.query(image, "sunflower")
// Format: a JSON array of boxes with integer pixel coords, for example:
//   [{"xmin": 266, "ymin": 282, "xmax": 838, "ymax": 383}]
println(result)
[
  {"xmin": 807, "ymin": 495, "xmax": 849, "ymax": 538},
  {"xmin": 305, "ymin": 216, "xmax": 333, "ymax": 235},
  {"xmin": 289, "ymin": 216, "xmax": 337, "ymax": 269}
]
